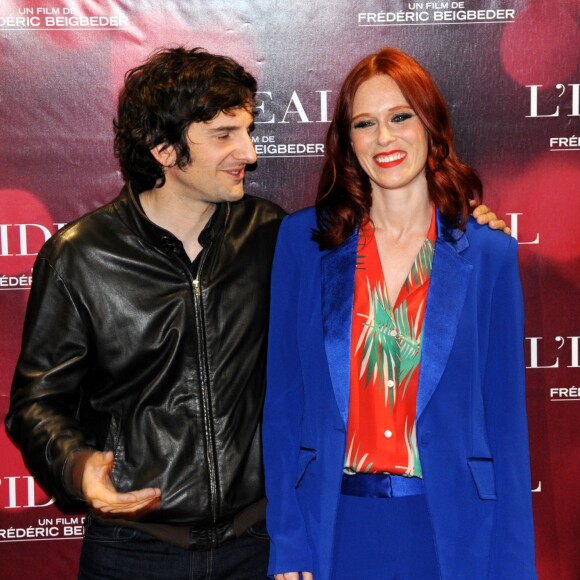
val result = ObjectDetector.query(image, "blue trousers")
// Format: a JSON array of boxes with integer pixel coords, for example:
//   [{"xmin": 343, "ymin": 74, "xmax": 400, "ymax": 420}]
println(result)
[
  {"xmin": 332, "ymin": 493, "xmax": 440, "ymax": 579},
  {"xmin": 78, "ymin": 516, "xmax": 270, "ymax": 580}
]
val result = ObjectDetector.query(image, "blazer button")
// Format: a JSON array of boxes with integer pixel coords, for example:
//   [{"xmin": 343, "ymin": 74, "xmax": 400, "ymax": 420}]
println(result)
[{"xmin": 421, "ymin": 431, "xmax": 432, "ymax": 446}]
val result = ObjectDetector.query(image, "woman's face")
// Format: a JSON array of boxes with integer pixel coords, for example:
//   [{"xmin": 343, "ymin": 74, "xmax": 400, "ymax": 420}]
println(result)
[{"xmin": 350, "ymin": 74, "xmax": 429, "ymax": 198}]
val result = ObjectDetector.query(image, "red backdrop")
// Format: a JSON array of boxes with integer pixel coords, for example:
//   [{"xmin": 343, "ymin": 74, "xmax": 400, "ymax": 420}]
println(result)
[{"xmin": 1, "ymin": 1, "xmax": 578, "ymax": 577}]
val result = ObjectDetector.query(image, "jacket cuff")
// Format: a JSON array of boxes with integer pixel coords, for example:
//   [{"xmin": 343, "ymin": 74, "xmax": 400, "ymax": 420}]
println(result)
[{"xmin": 63, "ymin": 449, "xmax": 94, "ymax": 501}]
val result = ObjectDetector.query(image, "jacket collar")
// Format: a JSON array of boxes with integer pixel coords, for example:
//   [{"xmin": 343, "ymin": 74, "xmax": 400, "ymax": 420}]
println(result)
[
  {"xmin": 436, "ymin": 209, "xmax": 469, "ymax": 253},
  {"xmin": 114, "ymin": 183, "xmax": 229, "ymax": 255},
  {"xmin": 320, "ymin": 209, "xmax": 472, "ymax": 426},
  {"xmin": 416, "ymin": 211, "xmax": 472, "ymax": 418}
]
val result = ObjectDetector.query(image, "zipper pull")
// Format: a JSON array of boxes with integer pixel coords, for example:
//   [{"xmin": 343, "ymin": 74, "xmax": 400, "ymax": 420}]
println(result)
[{"xmin": 193, "ymin": 278, "xmax": 201, "ymax": 296}]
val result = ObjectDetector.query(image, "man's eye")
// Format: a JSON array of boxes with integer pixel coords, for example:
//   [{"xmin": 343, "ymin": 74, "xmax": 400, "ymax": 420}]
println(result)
[
  {"xmin": 353, "ymin": 120, "xmax": 374, "ymax": 129},
  {"xmin": 217, "ymin": 133, "xmax": 230, "ymax": 140}
]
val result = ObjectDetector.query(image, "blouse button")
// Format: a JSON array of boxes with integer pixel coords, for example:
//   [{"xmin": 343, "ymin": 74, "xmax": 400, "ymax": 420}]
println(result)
[
  {"xmin": 389, "ymin": 329, "xmax": 397, "ymax": 337},
  {"xmin": 386, "ymin": 379, "xmax": 395, "ymax": 388},
  {"xmin": 384, "ymin": 430, "xmax": 393, "ymax": 438}
]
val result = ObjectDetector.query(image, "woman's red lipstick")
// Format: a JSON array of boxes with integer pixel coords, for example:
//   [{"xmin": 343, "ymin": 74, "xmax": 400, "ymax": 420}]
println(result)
[{"xmin": 374, "ymin": 150, "xmax": 406, "ymax": 168}]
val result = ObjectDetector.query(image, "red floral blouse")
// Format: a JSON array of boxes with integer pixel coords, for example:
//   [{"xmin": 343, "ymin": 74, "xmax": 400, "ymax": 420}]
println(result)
[{"xmin": 345, "ymin": 208, "xmax": 437, "ymax": 478}]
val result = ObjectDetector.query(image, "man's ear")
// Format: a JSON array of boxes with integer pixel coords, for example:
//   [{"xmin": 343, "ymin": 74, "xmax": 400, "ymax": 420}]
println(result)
[{"xmin": 150, "ymin": 144, "xmax": 177, "ymax": 168}]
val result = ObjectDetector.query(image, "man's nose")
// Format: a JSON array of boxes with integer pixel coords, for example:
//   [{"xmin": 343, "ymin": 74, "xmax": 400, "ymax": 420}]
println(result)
[{"xmin": 235, "ymin": 132, "xmax": 257, "ymax": 164}]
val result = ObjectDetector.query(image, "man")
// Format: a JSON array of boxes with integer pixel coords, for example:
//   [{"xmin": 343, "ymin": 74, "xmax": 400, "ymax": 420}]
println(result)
[
  {"xmin": 6, "ymin": 47, "xmax": 285, "ymax": 579},
  {"xmin": 6, "ymin": 47, "xmax": 505, "ymax": 579}
]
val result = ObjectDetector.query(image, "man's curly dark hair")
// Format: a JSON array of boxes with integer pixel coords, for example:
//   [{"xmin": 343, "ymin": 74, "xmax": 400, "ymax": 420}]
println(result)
[{"xmin": 114, "ymin": 46, "xmax": 257, "ymax": 190}]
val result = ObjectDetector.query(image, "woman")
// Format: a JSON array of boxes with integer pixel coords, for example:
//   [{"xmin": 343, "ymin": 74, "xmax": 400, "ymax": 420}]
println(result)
[{"xmin": 262, "ymin": 48, "xmax": 536, "ymax": 579}]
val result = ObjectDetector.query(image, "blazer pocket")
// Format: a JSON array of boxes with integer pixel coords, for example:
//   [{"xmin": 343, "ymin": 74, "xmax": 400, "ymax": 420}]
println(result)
[
  {"xmin": 294, "ymin": 447, "xmax": 317, "ymax": 487},
  {"xmin": 467, "ymin": 457, "xmax": 497, "ymax": 500}
]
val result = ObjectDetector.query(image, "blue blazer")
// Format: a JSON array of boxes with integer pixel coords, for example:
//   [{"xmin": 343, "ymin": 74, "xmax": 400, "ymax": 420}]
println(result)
[{"xmin": 263, "ymin": 207, "xmax": 536, "ymax": 579}]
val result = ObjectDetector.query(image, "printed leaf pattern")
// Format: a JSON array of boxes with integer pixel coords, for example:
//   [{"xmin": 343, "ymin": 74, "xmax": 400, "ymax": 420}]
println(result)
[
  {"xmin": 344, "ymin": 433, "xmax": 374, "ymax": 474},
  {"xmin": 347, "ymin": 225, "xmax": 435, "ymax": 478},
  {"xmin": 355, "ymin": 238, "xmax": 433, "ymax": 406},
  {"xmin": 403, "ymin": 417, "xmax": 422, "ymax": 478},
  {"xmin": 405, "ymin": 239, "xmax": 434, "ymax": 292},
  {"xmin": 355, "ymin": 279, "xmax": 397, "ymax": 408}
]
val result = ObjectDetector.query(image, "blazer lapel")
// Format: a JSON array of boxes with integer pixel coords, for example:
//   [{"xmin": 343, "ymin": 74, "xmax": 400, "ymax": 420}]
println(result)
[
  {"xmin": 417, "ymin": 212, "xmax": 472, "ymax": 418},
  {"xmin": 320, "ymin": 233, "xmax": 358, "ymax": 427}
]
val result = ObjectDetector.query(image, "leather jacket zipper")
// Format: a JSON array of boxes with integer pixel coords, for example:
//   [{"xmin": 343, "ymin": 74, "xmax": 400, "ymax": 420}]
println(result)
[{"xmin": 175, "ymin": 245, "xmax": 219, "ymax": 535}]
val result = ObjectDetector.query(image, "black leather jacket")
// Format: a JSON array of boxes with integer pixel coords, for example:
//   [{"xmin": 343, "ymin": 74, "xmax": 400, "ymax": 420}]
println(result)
[{"xmin": 6, "ymin": 185, "xmax": 285, "ymax": 546}]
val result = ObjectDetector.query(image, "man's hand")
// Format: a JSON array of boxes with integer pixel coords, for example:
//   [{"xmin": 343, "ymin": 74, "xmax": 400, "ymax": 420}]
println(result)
[
  {"xmin": 470, "ymin": 200, "xmax": 511, "ymax": 235},
  {"xmin": 81, "ymin": 451, "xmax": 161, "ymax": 517},
  {"xmin": 275, "ymin": 573, "xmax": 314, "ymax": 580}
]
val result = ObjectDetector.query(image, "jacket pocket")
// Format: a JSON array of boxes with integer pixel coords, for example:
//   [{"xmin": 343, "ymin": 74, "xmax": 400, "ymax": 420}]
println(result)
[
  {"xmin": 294, "ymin": 447, "xmax": 317, "ymax": 487},
  {"xmin": 467, "ymin": 457, "xmax": 497, "ymax": 500}
]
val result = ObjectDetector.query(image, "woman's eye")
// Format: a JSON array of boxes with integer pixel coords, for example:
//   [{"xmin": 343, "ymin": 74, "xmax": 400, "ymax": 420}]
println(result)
[
  {"xmin": 392, "ymin": 113, "xmax": 413, "ymax": 123},
  {"xmin": 353, "ymin": 120, "xmax": 374, "ymax": 129}
]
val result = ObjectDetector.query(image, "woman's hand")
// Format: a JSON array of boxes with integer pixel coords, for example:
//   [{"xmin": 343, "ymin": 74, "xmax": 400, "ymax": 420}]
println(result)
[
  {"xmin": 470, "ymin": 200, "xmax": 511, "ymax": 235},
  {"xmin": 275, "ymin": 573, "xmax": 314, "ymax": 580}
]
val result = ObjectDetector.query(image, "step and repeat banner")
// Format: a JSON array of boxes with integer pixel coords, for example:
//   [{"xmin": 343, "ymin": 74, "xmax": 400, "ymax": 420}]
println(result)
[{"xmin": 0, "ymin": 0, "xmax": 578, "ymax": 577}]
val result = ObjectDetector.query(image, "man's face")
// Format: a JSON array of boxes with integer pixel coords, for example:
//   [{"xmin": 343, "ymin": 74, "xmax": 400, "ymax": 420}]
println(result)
[{"xmin": 163, "ymin": 106, "xmax": 257, "ymax": 204}]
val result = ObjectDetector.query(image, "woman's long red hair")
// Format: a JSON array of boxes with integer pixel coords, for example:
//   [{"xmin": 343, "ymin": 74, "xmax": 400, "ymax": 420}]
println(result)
[{"xmin": 313, "ymin": 48, "xmax": 482, "ymax": 250}]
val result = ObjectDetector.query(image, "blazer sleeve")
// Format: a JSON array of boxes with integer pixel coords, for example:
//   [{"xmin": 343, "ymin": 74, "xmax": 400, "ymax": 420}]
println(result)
[
  {"xmin": 262, "ymin": 216, "xmax": 314, "ymax": 576},
  {"xmin": 484, "ymin": 236, "xmax": 537, "ymax": 577},
  {"xmin": 5, "ymin": 255, "xmax": 93, "ymax": 504}
]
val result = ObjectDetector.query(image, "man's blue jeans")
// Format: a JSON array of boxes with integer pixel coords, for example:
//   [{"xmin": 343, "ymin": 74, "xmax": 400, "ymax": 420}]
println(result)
[{"xmin": 78, "ymin": 516, "xmax": 270, "ymax": 579}]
